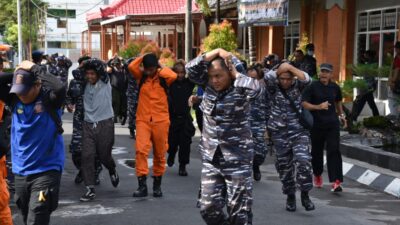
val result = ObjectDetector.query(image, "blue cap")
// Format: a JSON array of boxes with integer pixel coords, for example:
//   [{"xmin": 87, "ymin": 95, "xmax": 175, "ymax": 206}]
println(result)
[
  {"xmin": 320, "ymin": 63, "xmax": 333, "ymax": 72},
  {"xmin": 10, "ymin": 69, "xmax": 37, "ymax": 95}
]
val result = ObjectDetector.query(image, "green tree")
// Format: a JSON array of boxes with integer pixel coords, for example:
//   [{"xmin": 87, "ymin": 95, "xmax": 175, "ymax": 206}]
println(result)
[
  {"xmin": 201, "ymin": 20, "xmax": 238, "ymax": 53},
  {"xmin": 195, "ymin": 0, "xmax": 211, "ymax": 16},
  {"xmin": 0, "ymin": 0, "xmax": 47, "ymax": 59}
]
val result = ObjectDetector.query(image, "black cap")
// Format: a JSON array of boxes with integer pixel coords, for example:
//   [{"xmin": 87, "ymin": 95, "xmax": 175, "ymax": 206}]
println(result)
[
  {"xmin": 395, "ymin": 41, "xmax": 400, "ymax": 49},
  {"xmin": 320, "ymin": 63, "xmax": 333, "ymax": 72},
  {"xmin": 10, "ymin": 69, "xmax": 37, "ymax": 95},
  {"xmin": 306, "ymin": 43, "xmax": 315, "ymax": 51},
  {"xmin": 142, "ymin": 53, "xmax": 159, "ymax": 68},
  {"xmin": 32, "ymin": 50, "xmax": 44, "ymax": 60}
]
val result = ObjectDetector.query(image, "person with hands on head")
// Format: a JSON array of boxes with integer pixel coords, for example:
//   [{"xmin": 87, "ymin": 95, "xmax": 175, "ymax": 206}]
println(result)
[
  {"xmin": 167, "ymin": 60, "xmax": 196, "ymax": 176},
  {"xmin": 79, "ymin": 58, "xmax": 120, "ymax": 202},
  {"xmin": 0, "ymin": 60, "xmax": 66, "ymax": 225},
  {"xmin": 186, "ymin": 48, "xmax": 261, "ymax": 225},
  {"xmin": 264, "ymin": 61, "xmax": 315, "ymax": 212},
  {"xmin": 124, "ymin": 57, "xmax": 139, "ymax": 139},
  {"xmin": 302, "ymin": 63, "xmax": 346, "ymax": 192},
  {"xmin": 247, "ymin": 65, "xmax": 269, "ymax": 182},
  {"xmin": 65, "ymin": 56, "xmax": 103, "ymax": 186},
  {"xmin": 128, "ymin": 53, "xmax": 177, "ymax": 198}
]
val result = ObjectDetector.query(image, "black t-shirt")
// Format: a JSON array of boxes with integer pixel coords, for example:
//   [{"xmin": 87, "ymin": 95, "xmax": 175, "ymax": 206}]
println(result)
[
  {"xmin": 169, "ymin": 79, "xmax": 195, "ymax": 117},
  {"xmin": 302, "ymin": 80, "xmax": 342, "ymax": 128}
]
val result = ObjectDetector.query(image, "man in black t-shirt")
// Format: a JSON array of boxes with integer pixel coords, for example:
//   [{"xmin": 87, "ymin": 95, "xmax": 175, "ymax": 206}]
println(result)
[{"xmin": 302, "ymin": 63, "xmax": 347, "ymax": 193}]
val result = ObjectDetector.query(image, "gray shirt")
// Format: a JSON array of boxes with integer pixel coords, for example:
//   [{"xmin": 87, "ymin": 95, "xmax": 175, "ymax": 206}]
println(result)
[{"xmin": 84, "ymin": 80, "xmax": 114, "ymax": 123}]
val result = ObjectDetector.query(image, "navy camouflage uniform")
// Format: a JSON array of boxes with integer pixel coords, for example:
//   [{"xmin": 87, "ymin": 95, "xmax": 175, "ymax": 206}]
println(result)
[
  {"xmin": 264, "ymin": 70, "xmax": 313, "ymax": 195},
  {"xmin": 124, "ymin": 61, "xmax": 138, "ymax": 136},
  {"xmin": 186, "ymin": 55, "xmax": 261, "ymax": 225},
  {"xmin": 66, "ymin": 68, "xmax": 102, "ymax": 181},
  {"xmin": 248, "ymin": 80, "xmax": 269, "ymax": 167},
  {"xmin": 49, "ymin": 57, "xmax": 72, "ymax": 88}
]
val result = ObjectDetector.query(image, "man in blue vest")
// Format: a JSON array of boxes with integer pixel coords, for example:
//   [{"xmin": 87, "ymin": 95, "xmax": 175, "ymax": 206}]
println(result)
[{"xmin": 0, "ymin": 60, "xmax": 66, "ymax": 225}]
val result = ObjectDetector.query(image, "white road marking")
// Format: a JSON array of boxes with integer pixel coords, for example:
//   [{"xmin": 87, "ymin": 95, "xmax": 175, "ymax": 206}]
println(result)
[
  {"xmin": 112, "ymin": 147, "xmax": 128, "ymax": 155},
  {"xmin": 357, "ymin": 170, "xmax": 380, "ymax": 186},
  {"xmin": 384, "ymin": 178, "xmax": 400, "ymax": 198},
  {"xmin": 52, "ymin": 204, "xmax": 124, "ymax": 218}
]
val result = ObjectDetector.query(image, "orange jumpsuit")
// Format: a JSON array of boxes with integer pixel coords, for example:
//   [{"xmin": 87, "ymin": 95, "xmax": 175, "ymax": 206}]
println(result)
[
  {"xmin": 0, "ymin": 101, "xmax": 13, "ymax": 225},
  {"xmin": 128, "ymin": 57, "xmax": 177, "ymax": 177}
]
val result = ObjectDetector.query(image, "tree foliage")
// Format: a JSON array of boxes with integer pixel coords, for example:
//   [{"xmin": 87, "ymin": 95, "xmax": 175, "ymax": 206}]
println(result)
[
  {"xmin": 0, "ymin": 0, "xmax": 47, "ymax": 53},
  {"xmin": 201, "ymin": 20, "xmax": 238, "ymax": 53},
  {"xmin": 195, "ymin": 0, "xmax": 211, "ymax": 16},
  {"xmin": 119, "ymin": 37, "xmax": 176, "ymax": 67}
]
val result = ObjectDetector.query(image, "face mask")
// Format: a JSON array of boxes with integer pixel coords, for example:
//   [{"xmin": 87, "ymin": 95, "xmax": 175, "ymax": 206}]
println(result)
[{"xmin": 307, "ymin": 50, "xmax": 314, "ymax": 56}]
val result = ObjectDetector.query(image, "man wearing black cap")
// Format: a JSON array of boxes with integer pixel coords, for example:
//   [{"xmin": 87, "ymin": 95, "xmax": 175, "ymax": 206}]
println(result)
[
  {"xmin": 128, "ymin": 53, "xmax": 177, "ymax": 198},
  {"xmin": 302, "ymin": 63, "xmax": 346, "ymax": 192},
  {"xmin": 0, "ymin": 60, "xmax": 66, "ymax": 225},
  {"xmin": 388, "ymin": 41, "xmax": 400, "ymax": 116}
]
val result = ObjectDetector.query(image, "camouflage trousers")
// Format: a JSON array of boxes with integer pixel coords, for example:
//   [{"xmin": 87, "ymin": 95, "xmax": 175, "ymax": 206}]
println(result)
[
  {"xmin": 271, "ymin": 130, "xmax": 313, "ymax": 195},
  {"xmin": 252, "ymin": 131, "xmax": 267, "ymax": 167},
  {"xmin": 126, "ymin": 95, "xmax": 136, "ymax": 133},
  {"xmin": 200, "ymin": 149, "xmax": 253, "ymax": 225}
]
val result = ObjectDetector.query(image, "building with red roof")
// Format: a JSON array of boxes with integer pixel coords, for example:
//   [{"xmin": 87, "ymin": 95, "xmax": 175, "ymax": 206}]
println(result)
[{"xmin": 82, "ymin": 0, "xmax": 203, "ymax": 60}]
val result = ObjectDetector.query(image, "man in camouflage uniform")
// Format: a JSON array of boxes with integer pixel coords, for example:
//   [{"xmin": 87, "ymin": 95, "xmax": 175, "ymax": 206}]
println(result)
[
  {"xmin": 108, "ymin": 57, "xmax": 128, "ymax": 124},
  {"xmin": 186, "ymin": 48, "xmax": 261, "ymax": 225},
  {"xmin": 49, "ymin": 55, "xmax": 72, "ymax": 87},
  {"xmin": 66, "ymin": 56, "xmax": 102, "ymax": 185},
  {"xmin": 45, "ymin": 54, "xmax": 58, "ymax": 75},
  {"xmin": 264, "ymin": 62, "xmax": 315, "ymax": 212},
  {"xmin": 124, "ymin": 59, "xmax": 138, "ymax": 139},
  {"xmin": 247, "ymin": 66, "xmax": 269, "ymax": 181}
]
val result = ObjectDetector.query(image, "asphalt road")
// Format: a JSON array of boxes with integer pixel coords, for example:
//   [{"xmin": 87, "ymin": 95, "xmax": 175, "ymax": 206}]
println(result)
[{"xmin": 11, "ymin": 114, "xmax": 400, "ymax": 225}]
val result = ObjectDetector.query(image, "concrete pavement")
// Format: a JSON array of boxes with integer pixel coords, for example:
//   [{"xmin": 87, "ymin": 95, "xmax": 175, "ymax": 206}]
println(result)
[{"xmin": 10, "ymin": 114, "xmax": 400, "ymax": 225}]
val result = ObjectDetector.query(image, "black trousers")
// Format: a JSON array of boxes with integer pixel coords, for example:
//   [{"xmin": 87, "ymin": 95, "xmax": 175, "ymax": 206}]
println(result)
[
  {"xmin": 112, "ymin": 88, "xmax": 127, "ymax": 119},
  {"xmin": 82, "ymin": 118, "xmax": 116, "ymax": 186},
  {"xmin": 194, "ymin": 106, "xmax": 203, "ymax": 133},
  {"xmin": 311, "ymin": 126, "xmax": 343, "ymax": 182},
  {"xmin": 352, "ymin": 92, "xmax": 379, "ymax": 121},
  {"xmin": 168, "ymin": 116, "xmax": 194, "ymax": 165},
  {"xmin": 14, "ymin": 170, "xmax": 61, "ymax": 225}
]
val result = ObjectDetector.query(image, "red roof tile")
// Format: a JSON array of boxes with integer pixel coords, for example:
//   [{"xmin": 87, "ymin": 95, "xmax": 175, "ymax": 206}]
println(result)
[{"xmin": 87, "ymin": 0, "xmax": 201, "ymax": 22}]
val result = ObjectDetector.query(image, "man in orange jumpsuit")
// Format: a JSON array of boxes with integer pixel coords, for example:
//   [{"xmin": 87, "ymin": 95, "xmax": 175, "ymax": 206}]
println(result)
[
  {"xmin": 0, "ymin": 100, "xmax": 13, "ymax": 225},
  {"xmin": 128, "ymin": 53, "xmax": 177, "ymax": 198}
]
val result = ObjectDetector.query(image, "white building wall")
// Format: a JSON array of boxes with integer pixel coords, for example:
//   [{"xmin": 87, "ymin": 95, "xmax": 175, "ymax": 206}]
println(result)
[{"xmin": 43, "ymin": 0, "xmax": 108, "ymax": 60}]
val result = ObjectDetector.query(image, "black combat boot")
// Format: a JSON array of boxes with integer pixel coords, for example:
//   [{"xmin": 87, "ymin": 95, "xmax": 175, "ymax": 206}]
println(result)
[
  {"xmin": 253, "ymin": 164, "xmax": 261, "ymax": 181},
  {"xmin": 121, "ymin": 116, "xmax": 127, "ymax": 126},
  {"xmin": 133, "ymin": 176, "xmax": 148, "ymax": 197},
  {"xmin": 178, "ymin": 164, "xmax": 188, "ymax": 176},
  {"xmin": 153, "ymin": 176, "xmax": 163, "ymax": 197},
  {"xmin": 301, "ymin": 191, "xmax": 315, "ymax": 211},
  {"xmin": 286, "ymin": 194, "xmax": 296, "ymax": 212}
]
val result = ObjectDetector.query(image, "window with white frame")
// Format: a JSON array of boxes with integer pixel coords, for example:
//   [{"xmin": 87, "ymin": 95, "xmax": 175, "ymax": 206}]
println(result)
[
  {"xmin": 284, "ymin": 20, "xmax": 300, "ymax": 59},
  {"xmin": 356, "ymin": 6, "xmax": 399, "ymax": 66}
]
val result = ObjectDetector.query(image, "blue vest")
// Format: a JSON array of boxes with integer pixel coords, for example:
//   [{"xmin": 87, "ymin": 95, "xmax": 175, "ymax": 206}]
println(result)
[{"xmin": 11, "ymin": 97, "xmax": 64, "ymax": 176}]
